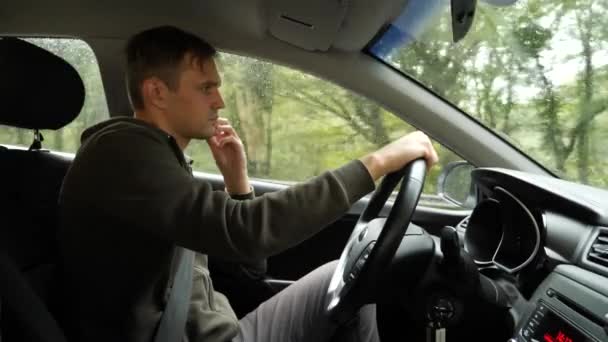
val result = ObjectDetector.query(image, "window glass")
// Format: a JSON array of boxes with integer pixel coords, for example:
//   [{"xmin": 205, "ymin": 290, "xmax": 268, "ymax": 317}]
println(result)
[
  {"xmin": 368, "ymin": 0, "xmax": 608, "ymax": 189},
  {"xmin": 186, "ymin": 54, "xmax": 465, "ymax": 208}
]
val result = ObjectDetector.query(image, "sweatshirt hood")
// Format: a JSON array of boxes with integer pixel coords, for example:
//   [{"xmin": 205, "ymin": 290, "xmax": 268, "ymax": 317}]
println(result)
[{"xmin": 80, "ymin": 117, "xmax": 167, "ymax": 143}]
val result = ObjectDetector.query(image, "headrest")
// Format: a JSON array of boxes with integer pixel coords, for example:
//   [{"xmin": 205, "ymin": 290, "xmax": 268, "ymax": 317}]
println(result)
[{"xmin": 0, "ymin": 37, "xmax": 85, "ymax": 130}]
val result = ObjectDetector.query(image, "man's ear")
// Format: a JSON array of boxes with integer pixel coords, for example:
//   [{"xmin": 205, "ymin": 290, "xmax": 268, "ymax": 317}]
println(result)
[{"xmin": 142, "ymin": 77, "xmax": 170, "ymax": 110}]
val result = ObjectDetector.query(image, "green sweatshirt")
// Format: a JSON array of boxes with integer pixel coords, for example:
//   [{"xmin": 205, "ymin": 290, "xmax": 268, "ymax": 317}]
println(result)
[{"xmin": 57, "ymin": 117, "xmax": 375, "ymax": 342}]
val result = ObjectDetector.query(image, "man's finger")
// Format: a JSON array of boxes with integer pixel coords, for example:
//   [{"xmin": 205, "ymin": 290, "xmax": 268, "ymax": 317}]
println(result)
[
  {"xmin": 218, "ymin": 136, "xmax": 240, "ymax": 148},
  {"xmin": 431, "ymin": 147, "xmax": 439, "ymax": 165},
  {"xmin": 215, "ymin": 124, "xmax": 237, "ymax": 137},
  {"xmin": 217, "ymin": 117, "xmax": 230, "ymax": 125},
  {"xmin": 206, "ymin": 136, "xmax": 219, "ymax": 146}
]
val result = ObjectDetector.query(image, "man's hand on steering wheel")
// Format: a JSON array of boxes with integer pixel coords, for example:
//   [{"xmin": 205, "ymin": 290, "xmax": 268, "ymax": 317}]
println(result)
[{"xmin": 359, "ymin": 131, "xmax": 439, "ymax": 181}]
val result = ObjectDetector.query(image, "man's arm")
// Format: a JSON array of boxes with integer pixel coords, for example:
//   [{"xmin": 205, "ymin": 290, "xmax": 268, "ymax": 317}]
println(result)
[
  {"xmin": 207, "ymin": 119, "xmax": 438, "ymax": 193},
  {"xmin": 206, "ymin": 117, "xmax": 251, "ymax": 196},
  {"xmin": 221, "ymin": 188, "xmax": 268, "ymax": 278},
  {"xmin": 63, "ymin": 127, "xmax": 375, "ymax": 261},
  {"xmin": 64, "ymin": 125, "xmax": 437, "ymax": 261}
]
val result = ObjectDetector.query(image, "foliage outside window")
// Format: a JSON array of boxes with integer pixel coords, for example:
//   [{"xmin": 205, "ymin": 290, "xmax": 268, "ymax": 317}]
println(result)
[
  {"xmin": 371, "ymin": 0, "xmax": 608, "ymax": 189},
  {"xmin": 185, "ymin": 54, "xmax": 464, "ymax": 207}
]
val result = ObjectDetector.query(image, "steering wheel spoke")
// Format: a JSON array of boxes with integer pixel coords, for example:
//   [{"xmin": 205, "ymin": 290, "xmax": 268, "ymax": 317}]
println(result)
[{"xmin": 326, "ymin": 159, "xmax": 427, "ymax": 323}]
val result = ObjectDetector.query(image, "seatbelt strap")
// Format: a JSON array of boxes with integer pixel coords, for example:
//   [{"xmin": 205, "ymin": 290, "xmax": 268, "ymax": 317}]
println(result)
[{"xmin": 154, "ymin": 247, "xmax": 195, "ymax": 342}]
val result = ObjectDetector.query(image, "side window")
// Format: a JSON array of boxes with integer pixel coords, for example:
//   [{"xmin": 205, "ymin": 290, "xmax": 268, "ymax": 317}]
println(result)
[
  {"xmin": 0, "ymin": 38, "xmax": 109, "ymax": 152},
  {"xmin": 185, "ymin": 54, "xmax": 465, "ymax": 208}
]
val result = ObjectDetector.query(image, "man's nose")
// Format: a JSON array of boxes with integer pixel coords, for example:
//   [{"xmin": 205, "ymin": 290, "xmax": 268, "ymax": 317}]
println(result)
[{"xmin": 215, "ymin": 90, "xmax": 225, "ymax": 110}]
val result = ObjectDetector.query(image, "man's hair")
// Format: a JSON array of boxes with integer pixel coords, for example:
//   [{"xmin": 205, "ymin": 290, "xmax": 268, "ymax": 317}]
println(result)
[{"xmin": 125, "ymin": 25, "xmax": 217, "ymax": 110}]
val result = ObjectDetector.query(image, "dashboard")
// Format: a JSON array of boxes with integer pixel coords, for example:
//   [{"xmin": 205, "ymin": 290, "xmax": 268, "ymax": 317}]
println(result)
[{"xmin": 468, "ymin": 168, "xmax": 608, "ymax": 342}]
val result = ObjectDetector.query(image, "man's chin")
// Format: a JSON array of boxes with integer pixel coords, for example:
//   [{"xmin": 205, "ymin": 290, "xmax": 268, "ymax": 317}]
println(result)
[{"xmin": 191, "ymin": 130, "xmax": 215, "ymax": 141}]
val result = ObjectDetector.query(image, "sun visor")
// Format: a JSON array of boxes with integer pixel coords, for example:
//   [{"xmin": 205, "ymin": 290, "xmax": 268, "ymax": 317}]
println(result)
[
  {"xmin": 333, "ymin": 0, "xmax": 409, "ymax": 51},
  {"xmin": 0, "ymin": 37, "xmax": 85, "ymax": 130},
  {"xmin": 266, "ymin": 0, "xmax": 349, "ymax": 51},
  {"xmin": 266, "ymin": 0, "xmax": 410, "ymax": 52}
]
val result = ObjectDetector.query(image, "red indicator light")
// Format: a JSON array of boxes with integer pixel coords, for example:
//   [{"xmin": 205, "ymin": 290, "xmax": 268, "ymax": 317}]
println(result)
[{"xmin": 543, "ymin": 331, "xmax": 573, "ymax": 342}]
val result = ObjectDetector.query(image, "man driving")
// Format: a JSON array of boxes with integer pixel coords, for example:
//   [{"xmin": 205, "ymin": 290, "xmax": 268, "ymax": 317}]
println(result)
[{"xmin": 57, "ymin": 25, "xmax": 438, "ymax": 342}]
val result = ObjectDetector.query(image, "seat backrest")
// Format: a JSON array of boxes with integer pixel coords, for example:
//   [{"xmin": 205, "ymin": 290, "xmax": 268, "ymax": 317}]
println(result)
[
  {"xmin": 0, "ymin": 37, "xmax": 85, "ymax": 342},
  {"xmin": 0, "ymin": 147, "xmax": 72, "ymax": 302},
  {"xmin": 0, "ymin": 251, "xmax": 67, "ymax": 342},
  {"xmin": 0, "ymin": 146, "xmax": 72, "ymax": 342}
]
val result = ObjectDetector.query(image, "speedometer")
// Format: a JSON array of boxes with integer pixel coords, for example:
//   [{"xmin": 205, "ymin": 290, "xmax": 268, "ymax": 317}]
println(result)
[{"xmin": 464, "ymin": 186, "xmax": 541, "ymax": 273}]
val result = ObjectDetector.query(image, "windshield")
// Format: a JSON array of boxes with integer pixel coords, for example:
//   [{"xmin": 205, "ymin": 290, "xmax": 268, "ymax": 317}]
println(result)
[{"xmin": 368, "ymin": 0, "xmax": 608, "ymax": 189}]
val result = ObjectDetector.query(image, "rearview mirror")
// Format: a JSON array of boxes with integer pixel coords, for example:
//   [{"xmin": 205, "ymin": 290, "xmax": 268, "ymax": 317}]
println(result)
[
  {"xmin": 437, "ymin": 161, "xmax": 476, "ymax": 208},
  {"xmin": 451, "ymin": 0, "xmax": 477, "ymax": 43}
]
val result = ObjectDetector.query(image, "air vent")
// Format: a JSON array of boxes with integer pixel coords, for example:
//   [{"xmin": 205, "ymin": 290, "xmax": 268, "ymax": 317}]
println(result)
[{"xmin": 588, "ymin": 228, "xmax": 608, "ymax": 268}]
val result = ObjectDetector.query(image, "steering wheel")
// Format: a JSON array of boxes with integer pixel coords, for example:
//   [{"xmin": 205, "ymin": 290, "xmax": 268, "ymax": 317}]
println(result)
[{"xmin": 326, "ymin": 158, "xmax": 427, "ymax": 322}]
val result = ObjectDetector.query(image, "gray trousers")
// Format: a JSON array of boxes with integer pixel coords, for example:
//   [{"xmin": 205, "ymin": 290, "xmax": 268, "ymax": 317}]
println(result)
[{"xmin": 233, "ymin": 261, "xmax": 379, "ymax": 342}]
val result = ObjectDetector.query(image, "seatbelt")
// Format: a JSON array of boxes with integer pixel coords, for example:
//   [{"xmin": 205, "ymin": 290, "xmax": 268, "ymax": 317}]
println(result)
[{"xmin": 154, "ymin": 247, "xmax": 195, "ymax": 342}]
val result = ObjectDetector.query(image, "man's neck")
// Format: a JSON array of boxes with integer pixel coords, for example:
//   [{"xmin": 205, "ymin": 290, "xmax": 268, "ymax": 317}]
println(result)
[{"xmin": 133, "ymin": 111, "xmax": 190, "ymax": 150}]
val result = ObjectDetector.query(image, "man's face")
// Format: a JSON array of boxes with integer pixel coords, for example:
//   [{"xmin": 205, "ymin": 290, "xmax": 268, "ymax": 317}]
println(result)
[{"xmin": 165, "ymin": 56, "xmax": 224, "ymax": 140}]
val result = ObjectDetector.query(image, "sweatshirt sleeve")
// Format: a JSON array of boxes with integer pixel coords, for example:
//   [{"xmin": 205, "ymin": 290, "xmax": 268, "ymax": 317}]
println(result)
[{"xmin": 63, "ymin": 127, "xmax": 375, "ymax": 261}]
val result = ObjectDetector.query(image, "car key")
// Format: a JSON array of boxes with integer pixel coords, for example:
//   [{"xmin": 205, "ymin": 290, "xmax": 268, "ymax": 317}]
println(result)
[
  {"xmin": 426, "ymin": 303, "xmax": 449, "ymax": 342},
  {"xmin": 435, "ymin": 323, "xmax": 446, "ymax": 342},
  {"xmin": 425, "ymin": 320, "xmax": 446, "ymax": 342}
]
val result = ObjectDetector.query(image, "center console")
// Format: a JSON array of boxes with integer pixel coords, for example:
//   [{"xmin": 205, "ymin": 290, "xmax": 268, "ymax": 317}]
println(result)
[
  {"xmin": 515, "ymin": 301, "xmax": 595, "ymax": 342},
  {"xmin": 510, "ymin": 265, "xmax": 608, "ymax": 342}
]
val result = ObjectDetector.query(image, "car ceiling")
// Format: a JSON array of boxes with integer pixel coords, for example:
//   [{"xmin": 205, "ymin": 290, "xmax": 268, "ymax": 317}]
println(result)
[{"xmin": 1, "ymin": 0, "xmax": 406, "ymax": 52}]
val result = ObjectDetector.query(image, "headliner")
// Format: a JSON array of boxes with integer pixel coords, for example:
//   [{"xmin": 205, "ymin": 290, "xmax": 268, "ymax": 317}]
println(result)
[{"xmin": 1, "ymin": 0, "xmax": 406, "ymax": 53}]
